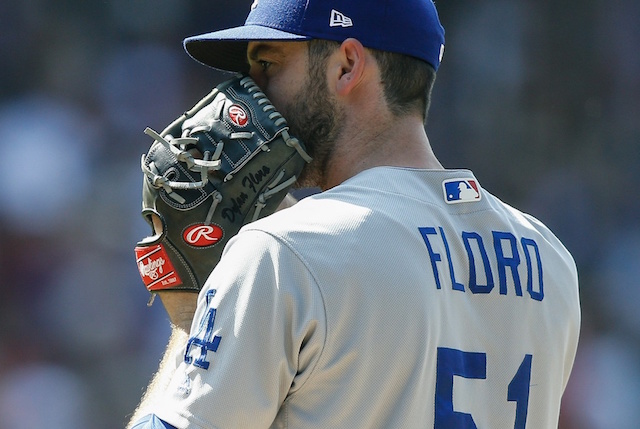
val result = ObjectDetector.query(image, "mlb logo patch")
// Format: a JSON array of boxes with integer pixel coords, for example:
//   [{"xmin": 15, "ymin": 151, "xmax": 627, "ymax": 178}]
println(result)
[{"xmin": 443, "ymin": 178, "xmax": 481, "ymax": 204}]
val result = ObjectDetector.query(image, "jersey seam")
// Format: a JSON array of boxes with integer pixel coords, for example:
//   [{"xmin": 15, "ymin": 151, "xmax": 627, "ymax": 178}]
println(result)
[
  {"xmin": 241, "ymin": 226, "xmax": 330, "ymax": 398},
  {"xmin": 340, "ymin": 183, "xmax": 498, "ymax": 216}
]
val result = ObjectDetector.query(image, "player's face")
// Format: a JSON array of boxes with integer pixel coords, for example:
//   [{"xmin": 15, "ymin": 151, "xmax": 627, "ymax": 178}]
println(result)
[
  {"xmin": 247, "ymin": 41, "xmax": 308, "ymax": 110},
  {"xmin": 248, "ymin": 41, "xmax": 344, "ymax": 189}
]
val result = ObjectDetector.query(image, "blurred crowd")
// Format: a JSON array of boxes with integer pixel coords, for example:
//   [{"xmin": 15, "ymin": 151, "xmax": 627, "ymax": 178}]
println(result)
[{"xmin": 0, "ymin": 0, "xmax": 638, "ymax": 428}]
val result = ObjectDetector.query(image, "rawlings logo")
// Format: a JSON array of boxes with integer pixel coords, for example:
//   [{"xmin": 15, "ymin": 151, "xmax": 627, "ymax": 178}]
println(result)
[
  {"xmin": 139, "ymin": 256, "xmax": 165, "ymax": 280},
  {"xmin": 183, "ymin": 224, "xmax": 223, "ymax": 247},
  {"xmin": 134, "ymin": 244, "xmax": 182, "ymax": 291},
  {"xmin": 228, "ymin": 104, "xmax": 249, "ymax": 127}
]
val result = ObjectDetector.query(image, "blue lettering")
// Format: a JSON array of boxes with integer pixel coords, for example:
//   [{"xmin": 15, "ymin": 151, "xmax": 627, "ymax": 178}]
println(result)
[
  {"xmin": 493, "ymin": 231, "xmax": 523, "ymax": 296},
  {"xmin": 521, "ymin": 238, "xmax": 544, "ymax": 301},
  {"xmin": 462, "ymin": 231, "xmax": 494, "ymax": 294},
  {"xmin": 418, "ymin": 227, "xmax": 443, "ymax": 289},
  {"xmin": 440, "ymin": 227, "xmax": 465, "ymax": 292},
  {"xmin": 419, "ymin": 227, "xmax": 543, "ymax": 302},
  {"xmin": 185, "ymin": 289, "xmax": 222, "ymax": 369},
  {"xmin": 435, "ymin": 347, "xmax": 486, "ymax": 428}
]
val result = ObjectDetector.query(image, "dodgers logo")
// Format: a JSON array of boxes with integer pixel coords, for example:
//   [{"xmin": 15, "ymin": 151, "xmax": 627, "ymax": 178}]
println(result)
[
  {"xmin": 443, "ymin": 178, "xmax": 481, "ymax": 204},
  {"xmin": 183, "ymin": 224, "xmax": 224, "ymax": 247},
  {"xmin": 228, "ymin": 104, "xmax": 248, "ymax": 127}
]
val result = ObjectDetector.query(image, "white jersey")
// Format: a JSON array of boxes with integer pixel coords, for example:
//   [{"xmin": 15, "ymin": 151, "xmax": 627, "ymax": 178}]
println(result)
[{"xmin": 153, "ymin": 167, "xmax": 581, "ymax": 429}]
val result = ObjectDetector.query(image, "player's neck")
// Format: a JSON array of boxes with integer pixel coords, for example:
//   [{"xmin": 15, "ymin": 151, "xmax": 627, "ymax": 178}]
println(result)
[{"xmin": 321, "ymin": 117, "xmax": 443, "ymax": 190}]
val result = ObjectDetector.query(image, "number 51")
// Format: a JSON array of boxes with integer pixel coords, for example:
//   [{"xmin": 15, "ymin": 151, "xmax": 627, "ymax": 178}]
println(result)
[{"xmin": 435, "ymin": 347, "xmax": 532, "ymax": 429}]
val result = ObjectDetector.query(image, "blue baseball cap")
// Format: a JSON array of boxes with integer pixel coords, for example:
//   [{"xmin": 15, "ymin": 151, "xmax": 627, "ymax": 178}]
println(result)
[{"xmin": 184, "ymin": 0, "xmax": 445, "ymax": 73}]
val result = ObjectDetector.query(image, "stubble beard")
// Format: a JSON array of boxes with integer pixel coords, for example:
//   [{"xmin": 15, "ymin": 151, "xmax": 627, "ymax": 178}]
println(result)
[{"xmin": 282, "ymin": 71, "xmax": 344, "ymax": 190}]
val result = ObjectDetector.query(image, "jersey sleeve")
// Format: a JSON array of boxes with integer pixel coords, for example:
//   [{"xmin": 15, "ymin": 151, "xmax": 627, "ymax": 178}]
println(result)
[
  {"xmin": 152, "ymin": 229, "xmax": 326, "ymax": 429},
  {"xmin": 131, "ymin": 414, "xmax": 178, "ymax": 429}
]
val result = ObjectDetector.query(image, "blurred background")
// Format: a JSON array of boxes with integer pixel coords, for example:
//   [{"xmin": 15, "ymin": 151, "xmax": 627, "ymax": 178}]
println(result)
[{"xmin": 0, "ymin": 0, "xmax": 638, "ymax": 427}]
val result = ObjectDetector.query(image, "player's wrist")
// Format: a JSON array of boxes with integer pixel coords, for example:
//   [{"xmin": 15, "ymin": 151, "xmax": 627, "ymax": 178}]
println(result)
[{"xmin": 156, "ymin": 291, "xmax": 198, "ymax": 331}]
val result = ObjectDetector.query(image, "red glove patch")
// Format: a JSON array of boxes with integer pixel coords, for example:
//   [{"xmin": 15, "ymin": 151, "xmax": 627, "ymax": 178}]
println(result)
[{"xmin": 135, "ymin": 244, "xmax": 183, "ymax": 291}]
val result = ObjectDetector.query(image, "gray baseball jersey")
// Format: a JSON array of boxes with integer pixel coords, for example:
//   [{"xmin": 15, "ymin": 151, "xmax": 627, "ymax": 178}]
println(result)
[{"xmin": 152, "ymin": 167, "xmax": 580, "ymax": 428}]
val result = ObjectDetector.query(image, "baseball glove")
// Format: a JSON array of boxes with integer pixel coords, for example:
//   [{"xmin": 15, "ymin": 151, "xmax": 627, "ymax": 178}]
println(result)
[{"xmin": 134, "ymin": 75, "xmax": 311, "ymax": 299}]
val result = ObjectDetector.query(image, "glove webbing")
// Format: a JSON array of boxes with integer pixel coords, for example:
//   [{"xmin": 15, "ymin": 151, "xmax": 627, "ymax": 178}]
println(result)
[{"xmin": 140, "ymin": 77, "xmax": 311, "ymax": 226}]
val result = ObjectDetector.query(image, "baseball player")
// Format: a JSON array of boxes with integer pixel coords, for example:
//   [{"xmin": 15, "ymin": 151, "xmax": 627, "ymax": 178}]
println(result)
[{"xmin": 128, "ymin": 0, "xmax": 581, "ymax": 428}]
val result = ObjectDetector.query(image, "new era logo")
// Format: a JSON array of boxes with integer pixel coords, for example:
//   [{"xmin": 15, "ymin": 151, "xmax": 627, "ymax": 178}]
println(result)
[
  {"xmin": 330, "ymin": 9, "xmax": 353, "ymax": 27},
  {"xmin": 443, "ymin": 178, "xmax": 481, "ymax": 204}
]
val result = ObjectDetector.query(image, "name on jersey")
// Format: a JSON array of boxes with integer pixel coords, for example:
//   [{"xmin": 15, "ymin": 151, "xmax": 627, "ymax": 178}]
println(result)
[{"xmin": 418, "ymin": 226, "xmax": 543, "ymax": 301}]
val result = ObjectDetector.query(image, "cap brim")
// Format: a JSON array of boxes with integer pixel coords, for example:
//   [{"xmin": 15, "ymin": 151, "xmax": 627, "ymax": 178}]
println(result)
[{"xmin": 184, "ymin": 25, "xmax": 310, "ymax": 73}]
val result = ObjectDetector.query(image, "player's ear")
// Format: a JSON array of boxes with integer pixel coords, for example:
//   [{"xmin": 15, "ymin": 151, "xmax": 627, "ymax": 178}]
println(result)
[{"xmin": 334, "ymin": 38, "xmax": 366, "ymax": 96}]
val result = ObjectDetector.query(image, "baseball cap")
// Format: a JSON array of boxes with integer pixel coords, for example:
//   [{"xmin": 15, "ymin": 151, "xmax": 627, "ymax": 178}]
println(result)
[{"xmin": 183, "ymin": 0, "xmax": 445, "ymax": 73}]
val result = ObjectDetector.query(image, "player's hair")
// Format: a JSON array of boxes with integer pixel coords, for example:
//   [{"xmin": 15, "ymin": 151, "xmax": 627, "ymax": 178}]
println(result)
[{"xmin": 308, "ymin": 39, "xmax": 437, "ymax": 122}]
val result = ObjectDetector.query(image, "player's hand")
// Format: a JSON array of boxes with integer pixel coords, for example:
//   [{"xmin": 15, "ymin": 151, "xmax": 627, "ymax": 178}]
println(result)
[{"xmin": 134, "ymin": 75, "xmax": 310, "ymax": 299}]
